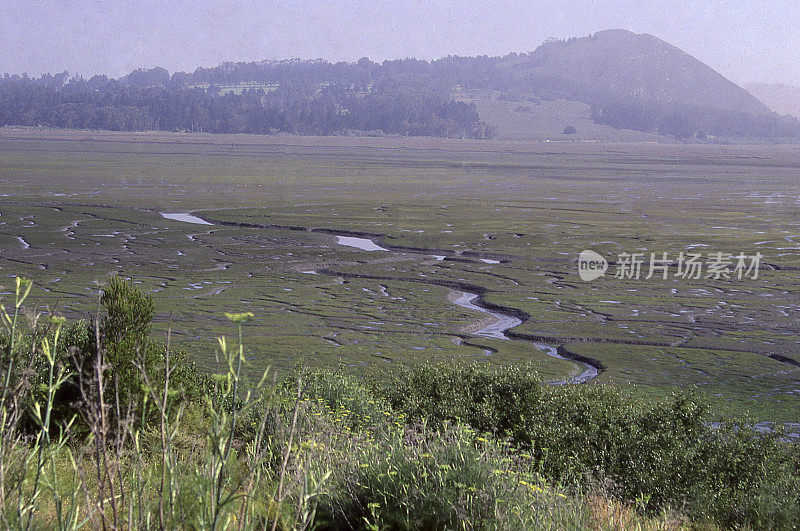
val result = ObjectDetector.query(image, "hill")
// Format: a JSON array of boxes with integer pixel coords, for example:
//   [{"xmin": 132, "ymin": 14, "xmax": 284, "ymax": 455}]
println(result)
[
  {"xmin": 1, "ymin": 29, "xmax": 798, "ymax": 141},
  {"xmin": 746, "ymin": 83, "xmax": 800, "ymax": 119},
  {"xmin": 502, "ymin": 29, "xmax": 769, "ymax": 116},
  {"xmin": 483, "ymin": 29, "xmax": 796, "ymax": 140}
]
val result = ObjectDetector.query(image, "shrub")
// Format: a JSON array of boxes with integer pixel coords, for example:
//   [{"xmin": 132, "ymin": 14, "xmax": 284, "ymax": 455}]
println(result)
[
  {"xmin": 6, "ymin": 278, "xmax": 209, "ymax": 434},
  {"xmin": 690, "ymin": 423, "xmax": 800, "ymax": 528},
  {"xmin": 373, "ymin": 363, "xmax": 800, "ymax": 527},
  {"xmin": 377, "ymin": 363, "xmax": 550, "ymax": 442}
]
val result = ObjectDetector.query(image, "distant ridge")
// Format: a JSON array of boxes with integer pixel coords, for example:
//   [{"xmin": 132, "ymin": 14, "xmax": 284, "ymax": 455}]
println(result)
[
  {"xmin": 487, "ymin": 29, "xmax": 795, "ymax": 139},
  {"xmin": 502, "ymin": 29, "xmax": 770, "ymax": 116},
  {"xmin": 746, "ymin": 83, "xmax": 800, "ymax": 119},
  {"xmin": 0, "ymin": 29, "xmax": 797, "ymax": 141}
]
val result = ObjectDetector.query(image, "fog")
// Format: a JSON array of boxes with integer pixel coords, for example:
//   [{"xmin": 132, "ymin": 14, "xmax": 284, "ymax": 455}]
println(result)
[{"xmin": 1, "ymin": 0, "xmax": 798, "ymax": 85}]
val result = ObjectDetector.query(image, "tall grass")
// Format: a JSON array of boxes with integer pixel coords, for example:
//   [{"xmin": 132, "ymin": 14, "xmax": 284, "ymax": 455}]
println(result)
[{"xmin": 1, "ymin": 277, "xmax": 797, "ymax": 529}]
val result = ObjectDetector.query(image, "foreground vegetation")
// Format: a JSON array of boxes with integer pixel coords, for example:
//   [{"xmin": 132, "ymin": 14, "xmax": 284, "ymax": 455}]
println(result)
[{"xmin": 1, "ymin": 277, "xmax": 798, "ymax": 529}]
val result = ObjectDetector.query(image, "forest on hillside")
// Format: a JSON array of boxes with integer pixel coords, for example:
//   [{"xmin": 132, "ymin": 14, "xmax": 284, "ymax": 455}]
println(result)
[
  {"xmin": 0, "ymin": 62, "xmax": 492, "ymax": 139},
  {"xmin": 2, "ymin": 42, "xmax": 799, "ymax": 140}
]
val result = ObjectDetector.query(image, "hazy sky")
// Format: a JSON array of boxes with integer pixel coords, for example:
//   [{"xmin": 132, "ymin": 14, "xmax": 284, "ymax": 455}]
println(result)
[{"xmin": 1, "ymin": 0, "xmax": 798, "ymax": 85}]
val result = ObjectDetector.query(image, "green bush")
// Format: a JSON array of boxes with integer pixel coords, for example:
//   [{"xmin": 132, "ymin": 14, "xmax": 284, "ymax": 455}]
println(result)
[
  {"xmin": 690, "ymin": 423, "xmax": 800, "ymax": 528},
  {"xmin": 377, "ymin": 364, "xmax": 551, "ymax": 441},
  {"xmin": 97, "ymin": 278, "xmax": 209, "ymax": 418},
  {"xmin": 374, "ymin": 363, "xmax": 800, "ymax": 527},
  {"xmin": 7, "ymin": 277, "xmax": 209, "ymax": 434}
]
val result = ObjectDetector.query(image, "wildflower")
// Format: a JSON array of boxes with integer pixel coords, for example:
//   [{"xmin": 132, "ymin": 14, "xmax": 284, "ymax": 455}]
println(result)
[{"xmin": 225, "ymin": 311, "xmax": 254, "ymax": 323}]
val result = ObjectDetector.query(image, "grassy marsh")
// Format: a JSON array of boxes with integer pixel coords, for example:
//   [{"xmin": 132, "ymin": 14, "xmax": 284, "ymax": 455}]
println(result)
[{"xmin": 1, "ymin": 129, "xmax": 799, "ymax": 422}]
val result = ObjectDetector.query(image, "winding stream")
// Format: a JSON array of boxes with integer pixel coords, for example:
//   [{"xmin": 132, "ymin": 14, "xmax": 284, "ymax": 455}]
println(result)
[
  {"xmin": 451, "ymin": 290, "xmax": 598, "ymax": 384},
  {"xmin": 161, "ymin": 212, "xmax": 600, "ymax": 383},
  {"xmin": 452, "ymin": 291, "xmax": 521, "ymax": 340}
]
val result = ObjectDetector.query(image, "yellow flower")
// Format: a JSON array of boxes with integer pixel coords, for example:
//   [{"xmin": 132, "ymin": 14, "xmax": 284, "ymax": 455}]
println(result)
[{"xmin": 225, "ymin": 311, "xmax": 254, "ymax": 323}]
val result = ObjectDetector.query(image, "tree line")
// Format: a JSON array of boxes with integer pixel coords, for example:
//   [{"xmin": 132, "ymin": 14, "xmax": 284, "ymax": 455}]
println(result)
[
  {"xmin": 2, "ymin": 52, "xmax": 798, "ymax": 140},
  {"xmin": 0, "ymin": 67, "xmax": 491, "ymax": 138}
]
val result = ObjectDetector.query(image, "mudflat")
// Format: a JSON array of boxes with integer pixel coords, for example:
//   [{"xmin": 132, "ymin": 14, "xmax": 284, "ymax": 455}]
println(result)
[{"xmin": 2, "ymin": 129, "xmax": 799, "ymax": 421}]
